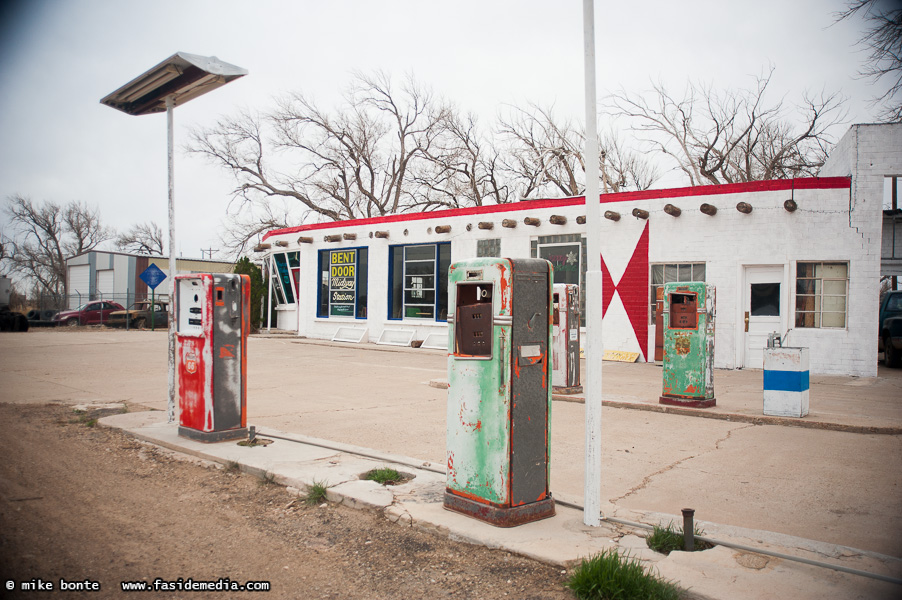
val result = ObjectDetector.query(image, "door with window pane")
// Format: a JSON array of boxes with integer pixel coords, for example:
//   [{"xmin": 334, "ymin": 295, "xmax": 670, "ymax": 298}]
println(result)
[
  {"xmin": 404, "ymin": 245, "xmax": 436, "ymax": 319},
  {"xmin": 743, "ymin": 266, "xmax": 784, "ymax": 369}
]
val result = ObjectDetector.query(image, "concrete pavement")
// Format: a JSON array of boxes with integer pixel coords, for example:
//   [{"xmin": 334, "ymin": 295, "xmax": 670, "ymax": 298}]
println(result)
[
  {"xmin": 98, "ymin": 410, "xmax": 901, "ymax": 600},
  {"xmin": 3, "ymin": 329, "xmax": 902, "ymax": 598}
]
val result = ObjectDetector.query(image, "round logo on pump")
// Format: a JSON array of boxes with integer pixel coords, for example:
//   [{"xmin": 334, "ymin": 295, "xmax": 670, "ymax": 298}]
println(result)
[{"xmin": 185, "ymin": 352, "xmax": 198, "ymax": 374}]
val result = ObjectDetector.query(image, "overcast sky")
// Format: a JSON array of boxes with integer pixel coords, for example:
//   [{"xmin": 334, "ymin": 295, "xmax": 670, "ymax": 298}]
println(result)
[{"xmin": 0, "ymin": 0, "xmax": 886, "ymax": 259}]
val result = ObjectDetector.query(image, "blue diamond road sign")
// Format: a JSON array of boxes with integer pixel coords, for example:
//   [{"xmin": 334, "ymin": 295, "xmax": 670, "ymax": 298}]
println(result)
[{"xmin": 139, "ymin": 263, "xmax": 167, "ymax": 290}]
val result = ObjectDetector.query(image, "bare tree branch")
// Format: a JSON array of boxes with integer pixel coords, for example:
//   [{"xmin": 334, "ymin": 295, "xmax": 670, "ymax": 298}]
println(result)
[
  {"xmin": 116, "ymin": 221, "xmax": 164, "ymax": 255},
  {"xmin": 3, "ymin": 195, "xmax": 114, "ymax": 304},
  {"xmin": 837, "ymin": 0, "xmax": 902, "ymax": 123},
  {"xmin": 499, "ymin": 103, "xmax": 660, "ymax": 197},
  {"xmin": 608, "ymin": 69, "xmax": 847, "ymax": 185}
]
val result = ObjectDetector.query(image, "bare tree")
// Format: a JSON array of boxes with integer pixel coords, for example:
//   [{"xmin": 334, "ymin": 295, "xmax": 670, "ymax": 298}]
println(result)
[
  {"xmin": 190, "ymin": 71, "xmax": 451, "ymax": 229},
  {"xmin": 498, "ymin": 103, "xmax": 659, "ymax": 198},
  {"xmin": 190, "ymin": 72, "xmax": 658, "ymax": 248},
  {"xmin": 608, "ymin": 69, "xmax": 847, "ymax": 185},
  {"xmin": 837, "ymin": 0, "xmax": 902, "ymax": 123},
  {"xmin": 411, "ymin": 110, "xmax": 513, "ymax": 209},
  {"xmin": 221, "ymin": 200, "xmax": 294, "ymax": 256},
  {"xmin": 3, "ymin": 195, "xmax": 114, "ymax": 304},
  {"xmin": 116, "ymin": 221, "xmax": 164, "ymax": 255}
]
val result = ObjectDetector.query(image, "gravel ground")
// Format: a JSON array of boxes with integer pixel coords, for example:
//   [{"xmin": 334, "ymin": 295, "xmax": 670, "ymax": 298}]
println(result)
[{"xmin": 0, "ymin": 403, "xmax": 574, "ymax": 599}]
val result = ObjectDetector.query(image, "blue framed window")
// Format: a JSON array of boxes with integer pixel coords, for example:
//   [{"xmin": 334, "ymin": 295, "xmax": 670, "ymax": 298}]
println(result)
[
  {"xmin": 317, "ymin": 247, "xmax": 368, "ymax": 319},
  {"xmin": 272, "ymin": 252, "xmax": 300, "ymax": 305},
  {"xmin": 388, "ymin": 243, "xmax": 450, "ymax": 321}
]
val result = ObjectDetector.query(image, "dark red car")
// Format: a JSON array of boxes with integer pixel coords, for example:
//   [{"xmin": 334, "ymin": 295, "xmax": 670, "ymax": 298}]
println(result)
[{"xmin": 53, "ymin": 300, "xmax": 124, "ymax": 326}]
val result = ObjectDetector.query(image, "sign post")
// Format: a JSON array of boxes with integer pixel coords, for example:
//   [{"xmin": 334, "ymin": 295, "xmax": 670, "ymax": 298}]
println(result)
[{"xmin": 140, "ymin": 264, "xmax": 167, "ymax": 332}]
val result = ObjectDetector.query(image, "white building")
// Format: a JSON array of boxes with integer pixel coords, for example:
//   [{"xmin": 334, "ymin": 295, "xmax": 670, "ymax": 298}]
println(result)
[
  {"xmin": 65, "ymin": 251, "xmax": 235, "ymax": 308},
  {"xmin": 259, "ymin": 124, "xmax": 902, "ymax": 377}
]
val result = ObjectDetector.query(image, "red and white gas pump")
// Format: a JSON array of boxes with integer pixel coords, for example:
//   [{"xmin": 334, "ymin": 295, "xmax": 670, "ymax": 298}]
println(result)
[
  {"xmin": 552, "ymin": 283, "xmax": 582, "ymax": 394},
  {"xmin": 175, "ymin": 273, "xmax": 249, "ymax": 442}
]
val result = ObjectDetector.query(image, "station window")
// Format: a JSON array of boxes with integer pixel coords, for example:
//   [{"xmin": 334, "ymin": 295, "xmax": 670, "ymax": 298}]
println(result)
[
  {"xmin": 317, "ymin": 248, "xmax": 368, "ymax": 319},
  {"xmin": 477, "ymin": 238, "xmax": 501, "ymax": 257},
  {"xmin": 388, "ymin": 243, "xmax": 451, "ymax": 321},
  {"xmin": 650, "ymin": 263, "xmax": 706, "ymax": 323},
  {"xmin": 271, "ymin": 252, "xmax": 300, "ymax": 305},
  {"xmin": 531, "ymin": 235, "xmax": 587, "ymax": 325},
  {"xmin": 795, "ymin": 262, "xmax": 847, "ymax": 328}
]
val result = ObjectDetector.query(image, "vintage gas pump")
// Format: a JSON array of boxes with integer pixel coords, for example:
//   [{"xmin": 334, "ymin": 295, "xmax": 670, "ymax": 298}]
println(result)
[
  {"xmin": 175, "ymin": 273, "xmax": 250, "ymax": 442},
  {"xmin": 552, "ymin": 284, "xmax": 582, "ymax": 393},
  {"xmin": 660, "ymin": 282, "xmax": 716, "ymax": 407},
  {"xmin": 445, "ymin": 258, "xmax": 555, "ymax": 527}
]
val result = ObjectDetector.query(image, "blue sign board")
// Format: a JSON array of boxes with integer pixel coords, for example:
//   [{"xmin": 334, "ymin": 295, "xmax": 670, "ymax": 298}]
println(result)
[{"xmin": 139, "ymin": 263, "xmax": 167, "ymax": 290}]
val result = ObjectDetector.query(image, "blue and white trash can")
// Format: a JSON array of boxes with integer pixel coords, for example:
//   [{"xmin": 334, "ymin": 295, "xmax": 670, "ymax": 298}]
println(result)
[{"xmin": 763, "ymin": 347, "xmax": 809, "ymax": 418}]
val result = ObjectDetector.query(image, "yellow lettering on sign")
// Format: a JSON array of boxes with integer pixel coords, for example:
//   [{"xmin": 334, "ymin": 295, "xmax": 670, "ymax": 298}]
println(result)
[
  {"xmin": 330, "ymin": 265, "xmax": 355, "ymax": 277},
  {"xmin": 331, "ymin": 250, "xmax": 355, "ymax": 265}
]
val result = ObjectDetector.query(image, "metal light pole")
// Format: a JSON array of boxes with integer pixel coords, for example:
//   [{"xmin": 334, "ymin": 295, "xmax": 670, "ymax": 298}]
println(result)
[
  {"xmin": 101, "ymin": 52, "xmax": 247, "ymax": 423},
  {"xmin": 582, "ymin": 0, "xmax": 603, "ymax": 527}
]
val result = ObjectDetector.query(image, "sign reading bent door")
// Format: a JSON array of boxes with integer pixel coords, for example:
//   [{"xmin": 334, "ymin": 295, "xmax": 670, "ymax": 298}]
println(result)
[
  {"xmin": 329, "ymin": 250, "xmax": 356, "ymax": 317},
  {"xmin": 743, "ymin": 266, "xmax": 784, "ymax": 369}
]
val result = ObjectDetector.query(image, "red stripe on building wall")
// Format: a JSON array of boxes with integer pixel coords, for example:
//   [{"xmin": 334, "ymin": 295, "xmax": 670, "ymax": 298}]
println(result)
[
  {"xmin": 621, "ymin": 224, "xmax": 650, "ymax": 361},
  {"xmin": 262, "ymin": 177, "xmax": 851, "ymax": 240},
  {"xmin": 599, "ymin": 222, "xmax": 650, "ymax": 361}
]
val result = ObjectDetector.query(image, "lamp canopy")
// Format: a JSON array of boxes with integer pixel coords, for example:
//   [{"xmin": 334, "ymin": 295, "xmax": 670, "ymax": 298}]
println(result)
[{"xmin": 100, "ymin": 52, "xmax": 247, "ymax": 116}]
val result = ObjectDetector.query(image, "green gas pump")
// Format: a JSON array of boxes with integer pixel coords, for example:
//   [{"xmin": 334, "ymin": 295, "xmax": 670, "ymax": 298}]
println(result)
[
  {"xmin": 444, "ymin": 257, "xmax": 555, "ymax": 527},
  {"xmin": 660, "ymin": 281, "xmax": 716, "ymax": 408}
]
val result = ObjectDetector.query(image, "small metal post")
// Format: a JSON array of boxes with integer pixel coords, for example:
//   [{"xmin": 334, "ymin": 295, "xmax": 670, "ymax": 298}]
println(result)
[{"xmin": 682, "ymin": 508, "xmax": 695, "ymax": 551}]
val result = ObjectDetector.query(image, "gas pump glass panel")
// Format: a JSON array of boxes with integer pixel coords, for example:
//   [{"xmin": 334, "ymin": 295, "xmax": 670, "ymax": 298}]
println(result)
[
  {"xmin": 177, "ymin": 278, "xmax": 205, "ymax": 336},
  {"xmin": 453, "ymin": 283, "xmax": 493, "ymax": 358},
  {"xmin": 669, "ymin": 292, "xmax": 698, "ymax": 329}
]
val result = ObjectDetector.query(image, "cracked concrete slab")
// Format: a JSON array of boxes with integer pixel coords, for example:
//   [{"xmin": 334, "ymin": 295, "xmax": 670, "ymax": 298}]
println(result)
[{"xmin": 98, "ymin": 413, "xmax": 902, "ymax": 600}]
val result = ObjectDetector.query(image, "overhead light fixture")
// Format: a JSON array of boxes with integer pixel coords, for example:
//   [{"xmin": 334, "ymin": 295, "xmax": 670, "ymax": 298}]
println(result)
[{"xmin": 101, "ymin": 52, "xmax": 247, "ymax": 116}]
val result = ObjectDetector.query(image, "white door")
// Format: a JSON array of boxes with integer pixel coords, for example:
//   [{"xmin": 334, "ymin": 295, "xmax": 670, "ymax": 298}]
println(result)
[
  {"xmin": 743, "ymin": 266, "xmax": 784, "ymax": 369},
  {"xmin": 96, "ymin": 269, "xmax": 114, "ymax": 299},
  {"xmin": 68, "ymin": 265, "xmax": 90, "ymax": 308}
]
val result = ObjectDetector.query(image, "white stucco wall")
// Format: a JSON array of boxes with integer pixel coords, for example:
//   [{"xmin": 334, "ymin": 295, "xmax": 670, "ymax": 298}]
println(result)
[{"xmin": 263, "ymin": 173, "xmax": 881, "ymax": 376}]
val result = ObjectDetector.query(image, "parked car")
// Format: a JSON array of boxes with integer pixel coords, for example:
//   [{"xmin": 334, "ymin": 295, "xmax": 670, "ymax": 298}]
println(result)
[
  {"xmin": 107, "ymin": 301, "xmax": 169, "ymax": 329},
  {"xmin": 879, "ymin": 290, "xmax": 902, "ymax": 368},
  {"xmin": 53, "ymin": 301, "xmax": 124, "ymax": 326}
]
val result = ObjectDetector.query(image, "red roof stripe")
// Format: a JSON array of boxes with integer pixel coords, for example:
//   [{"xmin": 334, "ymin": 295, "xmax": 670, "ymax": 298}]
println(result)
[{"xmin": 262, "ymin": 177, "xmax": 851, "ymax": 240}]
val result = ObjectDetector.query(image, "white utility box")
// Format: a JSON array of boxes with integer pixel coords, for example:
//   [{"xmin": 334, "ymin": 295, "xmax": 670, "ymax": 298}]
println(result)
[{"xmin": 763, "ymin": 347, "xmax": 809, "ymax": 418}]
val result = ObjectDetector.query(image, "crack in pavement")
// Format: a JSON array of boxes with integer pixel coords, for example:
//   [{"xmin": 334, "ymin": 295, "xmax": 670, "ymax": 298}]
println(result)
[{"xmin": 609, "ymin": 423, "xmax": 757, "ymax": 504}]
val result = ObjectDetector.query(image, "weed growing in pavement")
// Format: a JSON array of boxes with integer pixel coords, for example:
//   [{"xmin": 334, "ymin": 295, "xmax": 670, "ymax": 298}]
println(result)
[
  {"xmin": 224, "ymin": 460, "xmax": 241, "ymax": 474},
  {"xmin": 259, "ymin": 471, "xmax": 276, "ymax": 486},
  {"xmin": 69, "ymin": 410, "xmax": 98, "ymax": 427},
  {"xmin": 303, "ymin": 480, "xmax": 330, "ymax": 506},
  {"xmin": 566, "ymin": 549, "xmax": 682, "ymax": 600},
  {"xmin": 646, "ymin": 522, "xmax": 713, "ymax": 555},
  {"xmin": 363, "ymin": 467, "xmax": 404, "ymax": 485}
]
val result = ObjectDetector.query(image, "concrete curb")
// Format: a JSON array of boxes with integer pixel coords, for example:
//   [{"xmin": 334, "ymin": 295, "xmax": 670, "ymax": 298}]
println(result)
[
  {"xmin": 565, "ymin": 397, "xmax": 902, "ymax": 436},
  {"xmin": 426, "ymin": 379, "xmax": 902, "ymax": 435},
  {"xmin": 96, "ymin": 411, "xmax": 902, "ymax": 600},
  {"xmin": 251, "ymin": 333, "xmax": 447, "ymax": 356}
]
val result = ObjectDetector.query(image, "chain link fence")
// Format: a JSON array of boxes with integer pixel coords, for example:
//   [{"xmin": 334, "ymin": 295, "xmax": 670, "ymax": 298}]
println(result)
[{"xmin": 24, "ymin": 292, "xmax": 170, "ymax": 325}]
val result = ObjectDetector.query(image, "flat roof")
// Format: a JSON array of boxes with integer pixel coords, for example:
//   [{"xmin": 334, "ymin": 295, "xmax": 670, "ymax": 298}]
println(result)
[{"xmin": 262, "ymin": 176, "xmax": 851, "ymax": 241}]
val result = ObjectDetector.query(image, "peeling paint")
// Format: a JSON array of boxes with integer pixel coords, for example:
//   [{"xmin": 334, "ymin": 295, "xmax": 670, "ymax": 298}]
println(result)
[{"xmin": 661, "ymin": 282, "xmax": 716, "ymax": 403}]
